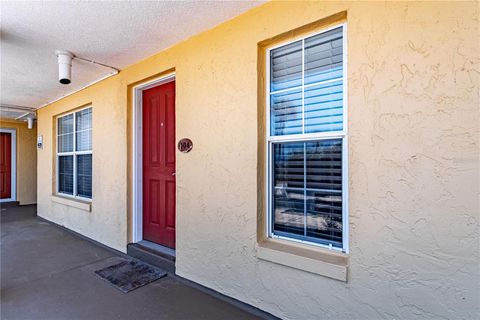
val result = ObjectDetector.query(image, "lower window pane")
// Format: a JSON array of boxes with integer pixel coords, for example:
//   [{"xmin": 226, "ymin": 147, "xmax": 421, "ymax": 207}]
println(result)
[
  {"xmin": 58, "ymin": 155, "xmax": 73, "ymax": 195},
  {"xmin": 306, "ymin": 190, "xmax": 342, "ymax": 246},
  {"xmin": 271, "ymin": 139, "xmax": 343, "ymax": 248},
  {"xmin": 77, "ymin": 154, "xmax": 92, "ymax": 198},
  {"xmin": 273, "ymin": 188, "xmax": 305, "ymax": 236},
  {"xmin": 272, "ymin": 142, "xmax": 305, "ymax": 236},
  {"xmin": 306, "ymin": 140, "xmax": 342, "ymax": 247}
]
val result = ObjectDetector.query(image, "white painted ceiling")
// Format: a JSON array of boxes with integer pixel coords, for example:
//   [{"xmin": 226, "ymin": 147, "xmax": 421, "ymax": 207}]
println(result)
[{"xmin": 0, "ymin": 1, "xmax": 263, "ymax": 110}]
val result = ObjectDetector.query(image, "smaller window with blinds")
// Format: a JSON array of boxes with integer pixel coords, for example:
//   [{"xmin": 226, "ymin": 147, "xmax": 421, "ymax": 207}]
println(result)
[
  {"xmin": 57, "ymin": 107, "xmax": 92, "ymax": 200},
  {"xmin": 266, "ymin": 24, "xmax": 348, "ymax": 252}
]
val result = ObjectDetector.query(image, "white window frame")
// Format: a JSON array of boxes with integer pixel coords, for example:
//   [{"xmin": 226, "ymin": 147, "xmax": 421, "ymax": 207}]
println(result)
[
  {"xmin": 56, "ymin": 106, "xmax": 93, "ymax": 201},
  {"xmin": 265, "ymin": 23, "xmax": 348, "ymax": 253}
]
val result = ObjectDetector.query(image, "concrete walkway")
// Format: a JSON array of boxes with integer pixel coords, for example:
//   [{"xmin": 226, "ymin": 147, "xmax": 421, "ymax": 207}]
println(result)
[{"xmin": 1, "ymin": 205, "xmax": 262, "ymax": 320}]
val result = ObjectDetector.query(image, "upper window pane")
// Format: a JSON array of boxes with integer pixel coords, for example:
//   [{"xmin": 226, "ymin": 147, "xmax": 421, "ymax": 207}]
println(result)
[
  {"xmin": 270, "ymin": 89, "xmax": 302, "ymax": 136},
  {"xmin": 58, "ymin": 114, "xmax": 73, "ymax": 135},
  {"xmin": 76, "ymin": 108, "xmax": 92, "ymax": 131},
  {"xmin": 304, "ymin": 27, "xmax": 343, "ymax": 85},
  {"xmin": 76, "ymin": 108, "xmax": 92, "ymax": 151},
  {"xmin": 58, "ymin": 133, "xmax": 74, "ymax": 153},
  {"xmin": 269, "ymin": 26, "xmax": 344, "ymax": 137},
  {"xmin": 270, "ymin": 40, "xmax": 302, "ymax": 92},
  {"xmin": 58, "ymin": 114, "xmax": 74, "ymax": 153},
  {"xmin": 304, "ymin": 80, "xmax": 343, "ymax": 133}
]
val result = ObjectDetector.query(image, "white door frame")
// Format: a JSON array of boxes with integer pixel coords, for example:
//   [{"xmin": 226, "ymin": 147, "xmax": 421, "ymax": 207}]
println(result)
[
  {"xmin": 132, "ymin": 73, "xmax": 175, "ymax": 243},
  {"xmin": 0, "ymin": 128, "xmax": 17, "ymax": 203}
]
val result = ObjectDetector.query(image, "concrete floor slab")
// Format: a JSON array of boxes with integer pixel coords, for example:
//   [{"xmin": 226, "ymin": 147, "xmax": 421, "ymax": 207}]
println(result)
[
  {"xmin": 1, "ymin": 206, "xmax": 115, "ymax": 291},
  {"xmin": 1, "ymin": 205, "xmax": 263, "ymax": 320}
]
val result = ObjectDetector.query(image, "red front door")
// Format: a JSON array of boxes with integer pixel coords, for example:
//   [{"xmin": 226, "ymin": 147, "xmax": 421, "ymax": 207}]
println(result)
[
  {"xmin": 142, "ymin": 81, "xmax": 176, "ymax": 249},
  {"xmin": 0, "ymin": 132, "xmax": 12, "ymax": 199}
]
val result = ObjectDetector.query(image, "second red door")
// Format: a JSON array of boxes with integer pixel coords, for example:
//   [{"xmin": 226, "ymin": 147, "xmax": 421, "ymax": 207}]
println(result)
[
  {"xmin": 142, "ymin": 81, "xmax": 176, "ymax": 249},
  {"xmin": 0, "ymin": 132, "xmax": 12, "ymax": 200}
]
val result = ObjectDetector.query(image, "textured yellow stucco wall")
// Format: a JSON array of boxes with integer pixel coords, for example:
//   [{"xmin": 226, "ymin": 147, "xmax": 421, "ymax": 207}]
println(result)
[
  {"xmin": 0, "ymin": 119, "xmax": 37, "ymax": 205},
  {"xmin": 37, "ymin": 1, "xmax": 479, "ymax": 319}
]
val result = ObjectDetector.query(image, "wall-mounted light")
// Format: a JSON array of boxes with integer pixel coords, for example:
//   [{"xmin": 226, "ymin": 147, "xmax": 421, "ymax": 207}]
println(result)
[
  {"xmin": 13, "ymin": 111, "xmax": 36, "ymax": 130},
  {"xmin": 27, "ymin": 117, "xmax": 34, "ymax": 129},
  {"xmin": 54, "ymin": 50, "xmax": 120, "ymax": 85}
]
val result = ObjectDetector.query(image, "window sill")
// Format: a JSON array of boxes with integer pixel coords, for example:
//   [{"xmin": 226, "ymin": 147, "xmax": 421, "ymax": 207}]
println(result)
[
  {"xmin": 256, "ymin": 238, "xmax": 348, "ymax": 282},
  {"xmin": 51, "ymin": 195, "xmax": 91, "ymax": 212}
]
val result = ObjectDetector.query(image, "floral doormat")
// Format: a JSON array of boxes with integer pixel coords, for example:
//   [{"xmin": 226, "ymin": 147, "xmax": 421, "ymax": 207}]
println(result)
[{"xmin": 94, "ymin": 259, "xmax": 167, "ymax": 293}]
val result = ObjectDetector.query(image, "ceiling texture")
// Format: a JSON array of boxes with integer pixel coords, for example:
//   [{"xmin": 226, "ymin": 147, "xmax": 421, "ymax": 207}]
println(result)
[{"xmin": 0, "ymin": 1, "xmax": 263, "ymax": 117}]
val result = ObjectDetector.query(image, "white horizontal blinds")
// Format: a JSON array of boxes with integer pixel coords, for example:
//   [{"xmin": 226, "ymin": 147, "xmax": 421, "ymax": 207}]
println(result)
[
  {"xmin": 273, "ymin": 142, "xmax": 305, "ymax": 236},
  {"xmin": 304, "ymin": 80, "xmax": 343, "ymax": 133},
  {"xmin": 270, "ymin": 40, "xmax": 302, "ymax": 136},
  {"xmin": 77, "ymin": 154, "xmax": 92, "ymax": 198},
  {"xmin": 57, "ymin": 114, "xmax": 74, "ymax": 195},
  {"xmin": 57, "ymin": 107, "xmax": 92, "ymax": 199},
  {"xmin": 270, "ymin": 40, "xmax": 302, "ymax": 92},
  {"xmin": 74, "ymin": 107, "xmax": 92, "ymax": 199},
  {"xmin": 304, "ymin": 27, "xmax": 343, "ymax": 85},
  {"xmin": 58, "ymin": 114, "xmax": 74, "ymax": 152},
  {"xmin": 58, "ymin": 155, "xmax": 73, "ymax": 195},
  {"xmin": 304, "ymin": 27, "xmax": 343, "ymax": 133},
  {"xmin": 75, "ymin": 108, "xmax": 92, "ymax": 151},
  {"xmin": 270, "ymin": 26, "xmax": 344, "ymax": 136},
  {"xmin": 269, "ymin": 25, "xmax": 345, "ymax": 249},
  {"xmin": 305, "ymin": 140, "xmax": 342, "ymax": 246},
  {"xmin": 272, "ymin": 140, "xmax": 343, "ymax": 247},
  {"xmin": 270, "ymin": 89, "xmax": 302, "ymax": 135}
]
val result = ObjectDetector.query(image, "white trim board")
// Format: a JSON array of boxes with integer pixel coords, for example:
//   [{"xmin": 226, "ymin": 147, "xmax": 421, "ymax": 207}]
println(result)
[
  {"xmin": 132, "ymin": 73, "xmax": 176, "ymax": 243},
  {"xmin": 0, "ymin": 128, "xmax": 17, "ymax": 203}
]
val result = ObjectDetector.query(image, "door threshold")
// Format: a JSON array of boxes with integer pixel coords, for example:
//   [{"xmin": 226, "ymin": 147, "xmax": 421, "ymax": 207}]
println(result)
[
  {"xmin": 137, "ymin": 240, "xmax": 175, "ymax": 261},
  {"xmin": 127, "ymin": 241, "xmax": 175, "ymax": 273},
  {"xmin": 0, "ymin": 201, "xmax": 19, "ymax": 206}
]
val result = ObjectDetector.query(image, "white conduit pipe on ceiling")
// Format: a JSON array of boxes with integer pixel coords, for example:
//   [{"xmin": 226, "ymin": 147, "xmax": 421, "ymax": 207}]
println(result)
[{"xmin": 37, "ymin": 51, "xmax": 120, "ymax": 110}]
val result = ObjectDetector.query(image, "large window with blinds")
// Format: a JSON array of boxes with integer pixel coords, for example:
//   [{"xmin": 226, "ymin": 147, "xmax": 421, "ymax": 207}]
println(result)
[
  {"xmin": 267, "ymin": 24, "xmax": 347, "ymax": 251},
  {"xmin": 57, "ymin": 107, "xmax": 92, "ymax": 200}
]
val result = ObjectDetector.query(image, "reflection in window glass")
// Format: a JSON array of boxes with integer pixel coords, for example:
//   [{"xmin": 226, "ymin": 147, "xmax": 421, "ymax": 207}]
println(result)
[{"xmin": 272, "ymin": 140, "xmax": 342, "ymax": 247}]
